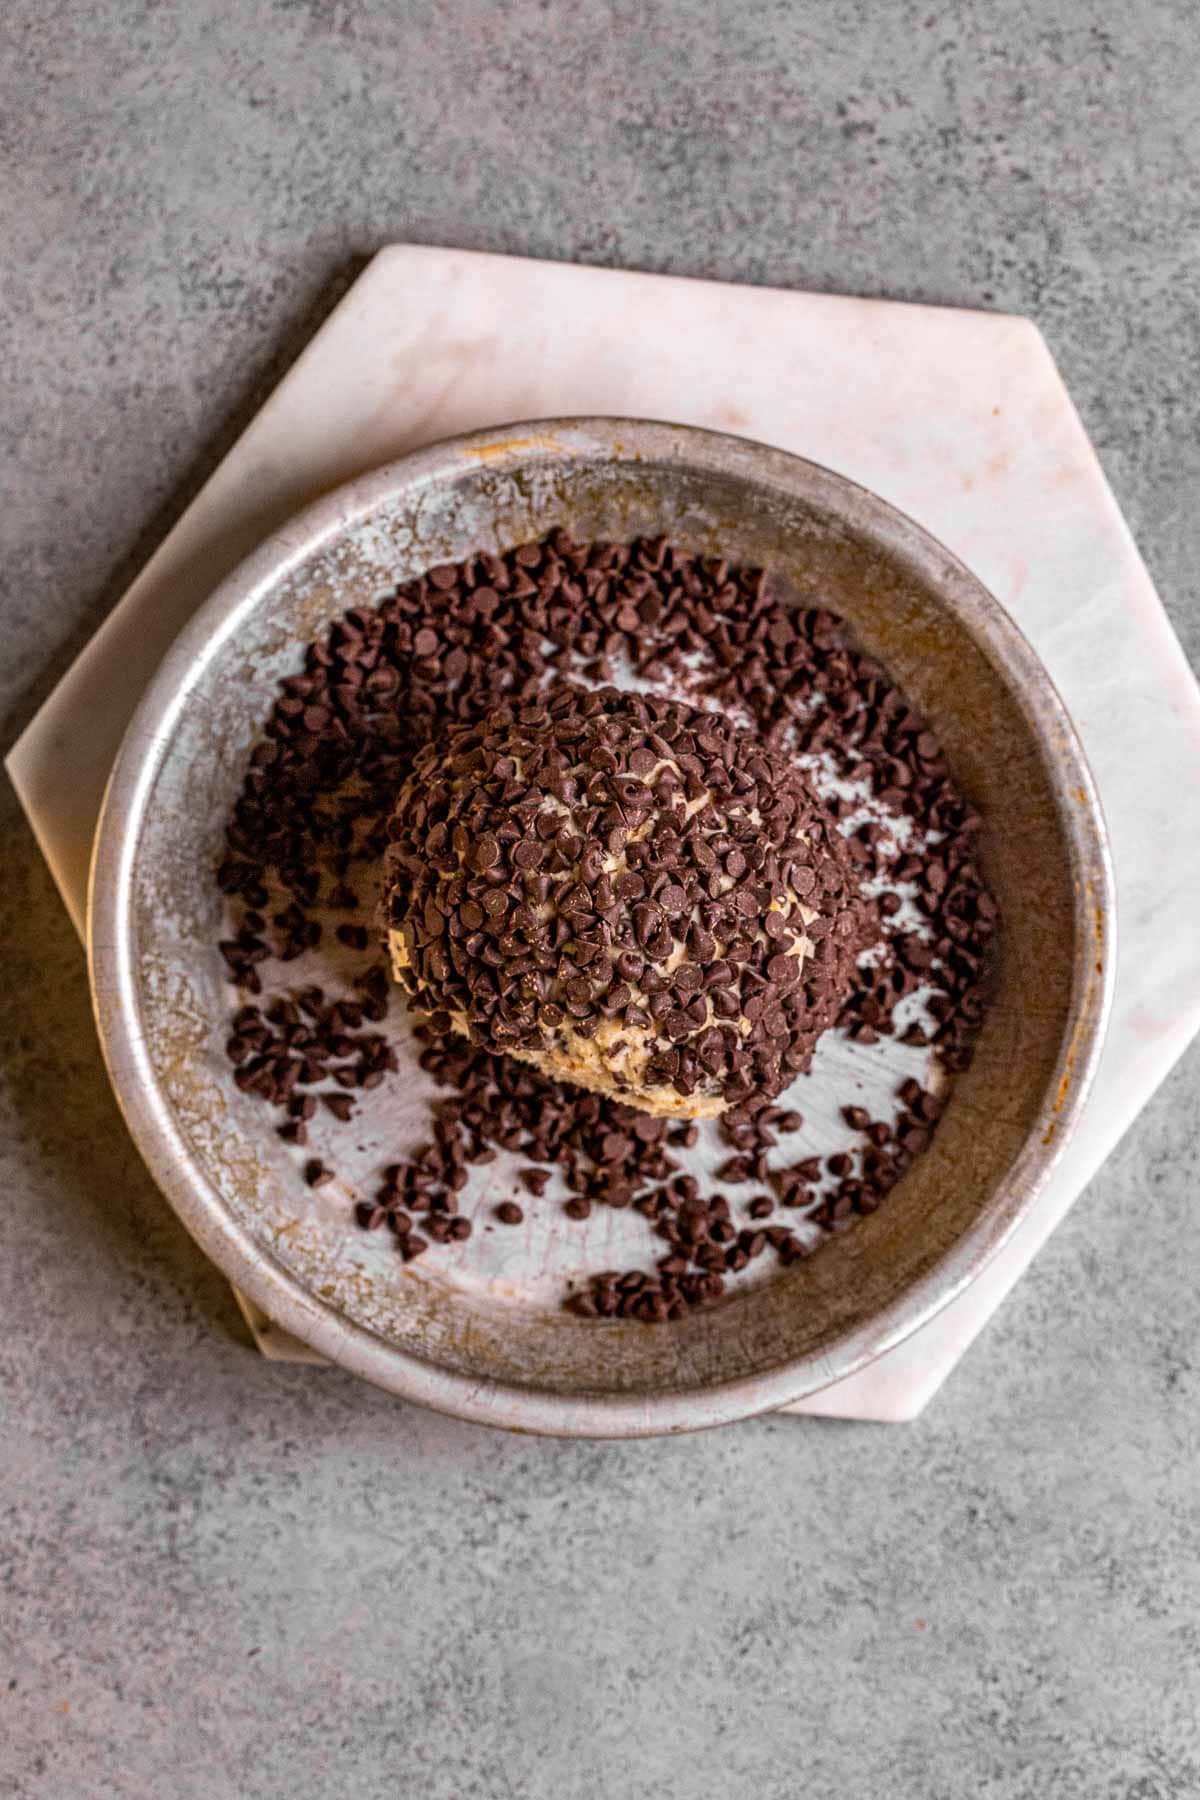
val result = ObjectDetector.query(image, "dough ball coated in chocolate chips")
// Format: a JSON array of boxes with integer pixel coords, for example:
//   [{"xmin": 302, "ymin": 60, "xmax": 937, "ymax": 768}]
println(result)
[{"xmin": 385, "ymin": 684, "xmax": 866, "ymax": 1117}]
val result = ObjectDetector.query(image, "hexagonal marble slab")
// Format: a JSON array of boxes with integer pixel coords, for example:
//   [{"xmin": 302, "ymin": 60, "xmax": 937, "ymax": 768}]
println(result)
[{"xmin": 9, "ymin": 246, "xmax": 1200, "ymax": 1420}]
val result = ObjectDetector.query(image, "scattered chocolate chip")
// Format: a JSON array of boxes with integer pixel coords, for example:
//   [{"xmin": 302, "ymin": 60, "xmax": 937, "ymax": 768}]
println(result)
[{"xmin": 321, "ymin": 1093, "xmax": 356, "ymax": 1122}]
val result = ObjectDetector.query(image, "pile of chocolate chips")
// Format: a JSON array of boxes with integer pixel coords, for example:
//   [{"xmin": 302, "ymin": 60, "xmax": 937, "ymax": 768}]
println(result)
[
  {"xmin": 216, "ymin": 530, "xmax": 996, "ymax": 1320},
  {"xmin": 385, "ymin": 684, "xmax": 868, "ymax": 1113}
]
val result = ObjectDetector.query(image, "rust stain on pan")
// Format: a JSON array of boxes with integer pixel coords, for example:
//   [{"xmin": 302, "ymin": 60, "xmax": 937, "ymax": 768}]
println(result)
[{"xmin": 461, "ymin": 434, "xmax": 570, "ymax": 462}]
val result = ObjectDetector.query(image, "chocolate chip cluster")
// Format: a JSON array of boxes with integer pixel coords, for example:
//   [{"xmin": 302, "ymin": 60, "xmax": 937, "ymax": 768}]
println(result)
[
  {"xmin": 384, "ymin": 684, "xmax": 867, "ymax": 1117},
  {"xmin": 217, "ymin": 526, "xmax": 997, "ymax": 1320}
]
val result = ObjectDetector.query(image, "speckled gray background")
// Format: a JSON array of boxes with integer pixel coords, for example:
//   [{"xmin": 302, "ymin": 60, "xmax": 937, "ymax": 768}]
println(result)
[{"xmin": 3, "ymin": 3, "xmax": 1199, "ymax": 1796}]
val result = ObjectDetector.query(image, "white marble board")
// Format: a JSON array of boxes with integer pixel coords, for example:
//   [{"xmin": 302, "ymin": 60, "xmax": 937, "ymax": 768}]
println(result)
[{"xmin": 9, "ymin": 246, "xmax": 1200, "ymax": 1420}]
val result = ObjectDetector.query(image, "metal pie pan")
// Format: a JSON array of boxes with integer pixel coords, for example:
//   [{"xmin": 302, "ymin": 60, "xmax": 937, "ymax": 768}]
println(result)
[{"xmin": 88, "ymin": 419, "xmax": 1115, "ymax": 1436}]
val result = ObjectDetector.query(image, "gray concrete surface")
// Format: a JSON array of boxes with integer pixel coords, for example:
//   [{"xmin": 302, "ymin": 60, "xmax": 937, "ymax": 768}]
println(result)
[{"xmin": 3, "ymin": 2, "xmax": 1199, "ymax": 1795}]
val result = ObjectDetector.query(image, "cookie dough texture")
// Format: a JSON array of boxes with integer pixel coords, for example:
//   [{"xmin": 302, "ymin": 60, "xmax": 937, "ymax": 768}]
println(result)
[{"xmin": 385, "ymin": 685, "xmax": 865, "ymax": 1117}]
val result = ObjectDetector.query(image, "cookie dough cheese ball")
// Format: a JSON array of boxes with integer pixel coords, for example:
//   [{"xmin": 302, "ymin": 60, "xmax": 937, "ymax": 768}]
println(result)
[{"xmin": 384, "ymin": 685, "xmax": 865, "ymax": 1118}]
